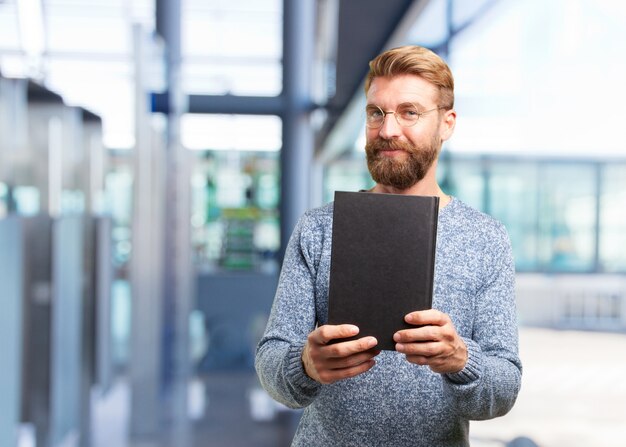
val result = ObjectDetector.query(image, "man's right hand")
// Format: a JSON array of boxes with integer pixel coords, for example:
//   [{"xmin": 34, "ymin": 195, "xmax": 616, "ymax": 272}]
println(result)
[{"xmin": 301, "ymin": 324, "xmax": 379, "ymax": 384}]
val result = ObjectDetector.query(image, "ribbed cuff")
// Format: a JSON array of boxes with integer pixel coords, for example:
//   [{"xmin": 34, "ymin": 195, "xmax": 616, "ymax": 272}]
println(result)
[
  {"xmin": 444, "ymin": 338, "xmax": 483, "ymax": 384},
  {"xmin": 286, "ymin": 340, "xmax": 322, "ymax": 392}
]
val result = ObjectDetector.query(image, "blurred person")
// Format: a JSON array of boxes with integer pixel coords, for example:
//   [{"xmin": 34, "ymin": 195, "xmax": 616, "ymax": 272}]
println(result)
[{"xmin": 255, "ymin": 45, "xmax": 522, "ymax": 446}]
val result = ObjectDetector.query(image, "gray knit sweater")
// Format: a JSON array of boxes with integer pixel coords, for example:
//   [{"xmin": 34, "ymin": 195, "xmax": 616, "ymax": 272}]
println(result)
[{"xmin": 255, "ymin": 197, "xmax": 522, "ymax": 446}]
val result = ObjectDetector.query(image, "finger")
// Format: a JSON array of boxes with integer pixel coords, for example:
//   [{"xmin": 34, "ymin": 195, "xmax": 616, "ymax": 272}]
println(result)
[
  {"xmin": 311, "ymin": 324, "xmax": 359, "ymax": 345},
  {"xmin": 405, "ymin": 353, "xmax": 460, "ymax": 374},
  {"xmin": 317, "ymin": 359, "xmax": 377, "ymax": 384},
  {"xmin": 395, "ymin": 341, "xmax": 440, "ymax": 356},
  {"xmin": 326, "ymin": 348, "xmax": 380, "ymax": 369},
  {"xmin": 404, "ymin": 355, "xmax": 431, "ymax": 366},
  {"xmin": 393, "ymin": 325, "xmax": 439, "ymax": 343},
  {"xmin": 323, "ymin": 336, "xmax": 378, "ymax": 359},
  {"xmin": 404, "ymin": 309, "xmax": 449, "ymax": 326}
]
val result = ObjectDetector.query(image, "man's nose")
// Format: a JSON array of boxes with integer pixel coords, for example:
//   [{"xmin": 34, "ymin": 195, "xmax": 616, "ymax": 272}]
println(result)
[{"xmin": 378, "ymin": 112, "xmax": 402, "ymax": 139}]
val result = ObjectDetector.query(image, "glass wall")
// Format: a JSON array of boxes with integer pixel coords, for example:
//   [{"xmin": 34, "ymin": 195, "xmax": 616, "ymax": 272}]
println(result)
[
  {"xmin": 323, "ymin": 154, "xmax": 626, "ymax": 274},
  {"xmin": 535, "ymin": 163, "xmax": 598, "ymax": 272},
  {"xmin": 487, "ymin": 160, "xmax": 539, "ymax": 270},
  {"xmin": 450, "ymin": 157, "xmax": 618, "ymax": 273},
  {"xmin": 600, "ymin": 164, "xmax": 626, "ymax": 272}
]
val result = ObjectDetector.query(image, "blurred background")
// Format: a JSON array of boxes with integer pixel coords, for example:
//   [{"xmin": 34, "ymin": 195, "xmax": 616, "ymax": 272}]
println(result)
[{"xmin": 1, "ymin": 0, "xmax": 625, "ymax": 446}]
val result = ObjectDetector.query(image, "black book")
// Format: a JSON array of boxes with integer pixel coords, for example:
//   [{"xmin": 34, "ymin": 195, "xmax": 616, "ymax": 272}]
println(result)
[{"xmin": 327, "ymin": 191, "xmax": 439, "ymax": 351}]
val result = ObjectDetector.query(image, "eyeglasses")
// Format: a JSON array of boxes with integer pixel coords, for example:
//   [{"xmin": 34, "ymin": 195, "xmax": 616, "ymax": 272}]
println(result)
[{"xmin": 365, "ymin": 103, "xmax": 442, "ymax": 129}]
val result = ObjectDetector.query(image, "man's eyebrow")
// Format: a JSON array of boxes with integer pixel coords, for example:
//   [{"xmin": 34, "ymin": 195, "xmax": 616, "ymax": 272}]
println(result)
[
  {"xmin": 365, "ymin": 101, "xmax": 427, "ymax": 110},
  {"xmin": 366, "ymin": 101, "xmax": 429, "ymax": 109},
  {"xmin": 401, "ymin": 100, "xmax": 427, "ymax": 108}
]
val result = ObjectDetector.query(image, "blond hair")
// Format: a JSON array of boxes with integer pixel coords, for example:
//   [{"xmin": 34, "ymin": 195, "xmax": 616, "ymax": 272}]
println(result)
[{"xmin": 364, "ymin": 45, "xmax": 454, "ymax": 109}]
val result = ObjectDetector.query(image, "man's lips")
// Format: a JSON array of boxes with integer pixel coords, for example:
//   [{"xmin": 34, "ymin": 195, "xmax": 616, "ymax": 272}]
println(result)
[{"xmin": 377, "ymin": 148, "xmax": 407, "ymax": 156}]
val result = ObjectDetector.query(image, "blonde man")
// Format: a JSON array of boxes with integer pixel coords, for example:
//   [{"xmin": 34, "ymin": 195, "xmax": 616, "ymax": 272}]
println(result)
[{"xmin": 256, "ymin": 45, "xmax": 522, "ymax": 446}]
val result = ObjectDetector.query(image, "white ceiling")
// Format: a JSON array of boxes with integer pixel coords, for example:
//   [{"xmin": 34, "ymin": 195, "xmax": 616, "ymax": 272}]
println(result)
[
  {"xmin": 3, "ymin": 0, "xmax": 626, "ymax": 158},
  {"xmin": 0, "ymin": 0, "xmax": 283, "ymax": 149}
]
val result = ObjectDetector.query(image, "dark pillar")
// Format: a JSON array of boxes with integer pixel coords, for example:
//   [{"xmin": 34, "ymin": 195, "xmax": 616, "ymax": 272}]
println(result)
[
  {"xmin": 280, "ymin": 0, "xmax": 317, "ymax": 259},
  {"xmin": 156, "ymin": 1, "xmax": 193, "ymax": 445}
]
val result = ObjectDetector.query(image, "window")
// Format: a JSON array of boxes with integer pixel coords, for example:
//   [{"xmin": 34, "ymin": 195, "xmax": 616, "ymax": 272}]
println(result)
[
  {"xmin": 488, "ymin": 160, "xmax": 540, "ymax": 271},
  {"xmin": 599, "ymin": 164, "xmax": 626, "ymax": 272}
]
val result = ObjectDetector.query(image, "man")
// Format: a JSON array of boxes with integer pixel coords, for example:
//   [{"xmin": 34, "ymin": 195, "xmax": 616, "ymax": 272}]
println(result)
[{"xmin": 255, "ymin": 45, "xmax": 522, "ymax": 446}]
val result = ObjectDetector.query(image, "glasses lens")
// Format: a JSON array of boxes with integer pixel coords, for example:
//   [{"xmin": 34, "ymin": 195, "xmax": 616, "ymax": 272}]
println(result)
[
  {"xmin": 396, "ymin": 103, "xmax": 419, "ymax": 127},
  {"xmin": 366, "ymin": 105, "xmax": 384, "ymax": 128}
]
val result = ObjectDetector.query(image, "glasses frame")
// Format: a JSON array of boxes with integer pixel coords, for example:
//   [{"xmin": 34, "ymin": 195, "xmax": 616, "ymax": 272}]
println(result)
[{"xmin": 365, "ymin": 103, "xmax": 443, "ymax": 129}]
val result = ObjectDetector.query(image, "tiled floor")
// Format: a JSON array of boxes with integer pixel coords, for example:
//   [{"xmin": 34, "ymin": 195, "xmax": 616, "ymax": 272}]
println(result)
[
  {"xmin": 192, "ymin": 372, "xmax": 300, "ymax": 447},
  {"xmin": 91, "ymin": 327, "xmax": 626, "ymax": 447},
  {"xmin": 471, "ymin": 327, "xmax": 626, "ymax": 447}
]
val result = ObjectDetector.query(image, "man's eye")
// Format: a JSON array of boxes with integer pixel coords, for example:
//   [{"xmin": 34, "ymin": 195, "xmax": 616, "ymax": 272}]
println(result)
[{"xmin": 399, "ymin": 106, "xmax": 418, "ymax": 118}]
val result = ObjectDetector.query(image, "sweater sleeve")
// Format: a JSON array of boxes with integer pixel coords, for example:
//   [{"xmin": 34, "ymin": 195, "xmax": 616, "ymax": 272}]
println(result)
[
  {"xmin": 255, "ymin": 212, "xmax": 324, "ymax": 408},
  {"xmin": 442, "ymin": 224, "xmax": 522, "ymax": 420}
]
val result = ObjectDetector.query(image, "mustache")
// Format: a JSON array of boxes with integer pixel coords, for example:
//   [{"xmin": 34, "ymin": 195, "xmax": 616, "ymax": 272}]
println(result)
[{"xmin": 365, "ymin": 138, "xmax": 416, "ymax": 154}]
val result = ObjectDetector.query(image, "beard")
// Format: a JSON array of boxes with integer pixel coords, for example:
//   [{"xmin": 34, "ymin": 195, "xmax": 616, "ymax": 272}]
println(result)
[{"xmin": 365, "ymin": 134, "xmax": 441, "ymax": 190}]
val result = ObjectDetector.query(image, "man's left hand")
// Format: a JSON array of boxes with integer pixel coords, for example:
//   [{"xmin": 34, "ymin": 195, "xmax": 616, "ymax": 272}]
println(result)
[{"xmin": 393, "ymin": 309, "xmax": 467, "ymax": 374}]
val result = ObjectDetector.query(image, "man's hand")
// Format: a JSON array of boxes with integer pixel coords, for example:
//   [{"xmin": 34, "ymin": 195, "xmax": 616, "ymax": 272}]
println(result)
[
  {"xmin": 393, "ymin": 309, "xmax": 467, "ymax": 374},
  {"xmin": 302, "ymin": 325, "xmax": 380, "ymax": 384}
]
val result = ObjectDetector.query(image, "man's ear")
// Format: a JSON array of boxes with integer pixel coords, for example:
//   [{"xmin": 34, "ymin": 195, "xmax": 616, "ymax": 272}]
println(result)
[{"xmin": 440, "ymin": 109, "xmax": 456, "ymax": 142}]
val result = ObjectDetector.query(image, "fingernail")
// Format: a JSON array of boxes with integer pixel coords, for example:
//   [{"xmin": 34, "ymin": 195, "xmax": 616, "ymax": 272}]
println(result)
[
  {"xmin": 396, "ymin": 343, "xmax": 404, "ymax": 353},
  {"xmin": 368, "ymin": 337, "xmax": 378, "ymax": 347}
]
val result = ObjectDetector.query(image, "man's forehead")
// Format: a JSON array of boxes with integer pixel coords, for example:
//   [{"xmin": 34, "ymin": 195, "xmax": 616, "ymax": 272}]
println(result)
[{"xmin": 367, "ymin": 74, "xmax": 439, "ymax": 103}]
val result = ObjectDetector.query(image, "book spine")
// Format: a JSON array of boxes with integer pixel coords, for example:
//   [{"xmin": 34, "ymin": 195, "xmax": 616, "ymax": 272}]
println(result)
[{"xmin": 426, "ymin": 198, "xmax": 439, "ymax": 307}]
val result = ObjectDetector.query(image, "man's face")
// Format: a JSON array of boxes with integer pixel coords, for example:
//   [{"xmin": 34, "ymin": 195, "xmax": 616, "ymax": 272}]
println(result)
[{"xmin": 365, "ymin": 74, "xmax": 454, "ymax": 189}]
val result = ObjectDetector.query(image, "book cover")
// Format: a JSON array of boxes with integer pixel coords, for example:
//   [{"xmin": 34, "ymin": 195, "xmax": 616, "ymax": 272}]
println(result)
[{"xmin": 327, "ymin": 191, "xmax": 439, "ymax": 351}]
